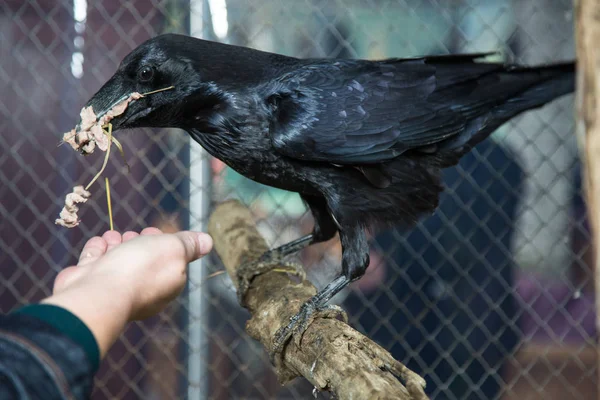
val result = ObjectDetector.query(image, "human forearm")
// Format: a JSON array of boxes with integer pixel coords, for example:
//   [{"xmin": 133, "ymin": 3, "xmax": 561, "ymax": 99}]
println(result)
[{"xmin": 41, "ymin": 277, "xmax": 131, "ymax": 360}]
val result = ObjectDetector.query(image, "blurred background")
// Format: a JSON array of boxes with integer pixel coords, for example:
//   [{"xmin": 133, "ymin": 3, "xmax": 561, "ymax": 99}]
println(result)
[{"xmin": 0, "ymin": 0, "xmax": 591, "ymax": 399}]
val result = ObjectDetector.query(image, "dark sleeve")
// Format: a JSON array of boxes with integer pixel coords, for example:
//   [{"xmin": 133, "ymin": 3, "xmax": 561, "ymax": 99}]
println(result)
[{"xmin": 0, "ymin": 304, "xmax": 100, "ymax": 400}]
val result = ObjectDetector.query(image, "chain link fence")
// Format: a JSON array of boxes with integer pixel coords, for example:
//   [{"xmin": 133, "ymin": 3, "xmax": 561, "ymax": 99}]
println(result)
[{"xmin": 0, "ymin": 0, "xmax": 591, "ymax": 399}]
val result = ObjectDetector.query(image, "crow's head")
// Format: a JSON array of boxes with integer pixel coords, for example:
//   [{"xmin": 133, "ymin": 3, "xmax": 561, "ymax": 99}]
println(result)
[{"xmin": 80, "ymin": 33, "xmax": 240, "ymax": 132}]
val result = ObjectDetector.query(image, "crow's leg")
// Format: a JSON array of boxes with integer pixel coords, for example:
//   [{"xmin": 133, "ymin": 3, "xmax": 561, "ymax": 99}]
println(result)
[
  {"xmin": 268, "ymin": 194, "xmax": 340, "ymax": 259},
  {"xmin": 236, "ymin": 195, "xmax": 338, "ymax": 306},
  {"xmin": 271, "ymin": 224, "xmax": 369, "ymax": 360}
]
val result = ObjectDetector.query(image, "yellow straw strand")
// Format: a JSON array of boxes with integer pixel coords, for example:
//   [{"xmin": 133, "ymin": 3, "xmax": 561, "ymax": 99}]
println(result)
[
  {"xmin": 109, "ymin": 135, "xmax": 130, "ymax": 172},
  {"xmin": 140, "ymin": 86, "xmax": 175, "ymax": 96},
  {"xmin": 85, "ymin": 123, "xmax": 113, "ymax": 190},
  {"xmin": 105, "ymin": 177, "xmax": 114, "ymax": 231},
  {"xmin": 200, "ymin": 270, "xmax": 226, "ymax": 286}
]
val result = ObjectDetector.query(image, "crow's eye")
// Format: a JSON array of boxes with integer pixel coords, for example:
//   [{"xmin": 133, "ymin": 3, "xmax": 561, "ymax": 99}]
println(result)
[{"xmin": 137, "ymin": 66, "xmax": 154, "ymax": 82}]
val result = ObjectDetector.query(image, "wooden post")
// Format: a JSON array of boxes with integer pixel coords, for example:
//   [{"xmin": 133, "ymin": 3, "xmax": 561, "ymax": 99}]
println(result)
[{"xmin": 575, "ymin": 0, "xmax": 600, "ymax": 395}]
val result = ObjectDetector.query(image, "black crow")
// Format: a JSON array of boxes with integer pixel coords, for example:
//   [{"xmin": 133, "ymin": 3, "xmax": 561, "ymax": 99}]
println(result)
[{"xmin": 80, "ymin": 33, "xmax": 575, "ymax": 358}]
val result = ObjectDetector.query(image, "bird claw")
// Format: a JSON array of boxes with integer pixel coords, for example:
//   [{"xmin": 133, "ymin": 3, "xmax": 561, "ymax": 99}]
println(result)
[
  {"xmin": 236, "ymin": 251, "xmax": 305, "ymax": 306},
  {"xmin": 270, "ymin": 301, "xmax": 348, "ymax": 363}
]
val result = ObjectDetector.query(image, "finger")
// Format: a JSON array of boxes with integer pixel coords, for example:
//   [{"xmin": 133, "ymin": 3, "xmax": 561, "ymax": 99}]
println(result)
[
  {"xmin": 140, "ymin": 227, "xmax": 162, "ymax": 236},
  {"xmin": 122, "ymin": 231, "xmax": 140, "ymax": 242},
  {"xmin": 174, "ymin": 231, "xmax": 213, "ymax": 262},
  {"xmin": 78, "ymin": 236, "xmax": 108, "ymax": 267},
  {"xmin": 102, "ymin": 230, "xmax": 123, "ymax": 252},
  {"xmin": 197, "ymin": 233, "xmax": 213, "ymax": 255}
]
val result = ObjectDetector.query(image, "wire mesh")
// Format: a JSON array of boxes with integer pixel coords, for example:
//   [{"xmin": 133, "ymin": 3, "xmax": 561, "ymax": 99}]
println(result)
[{"xmin": 0, "ymin": 0, "xmax": 591, "ymax": 399}]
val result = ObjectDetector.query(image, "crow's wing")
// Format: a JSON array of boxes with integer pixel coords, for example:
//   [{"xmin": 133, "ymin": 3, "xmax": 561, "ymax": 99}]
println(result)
[{"xmin": 269, "ymin": 54, "xmax": 520, "ymax": 164}]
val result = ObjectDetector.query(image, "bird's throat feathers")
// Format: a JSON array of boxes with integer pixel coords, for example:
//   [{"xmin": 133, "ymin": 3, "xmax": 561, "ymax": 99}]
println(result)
[{"xmin": 185, "ymin": 85, "xmax": 273, "ymax": 155}]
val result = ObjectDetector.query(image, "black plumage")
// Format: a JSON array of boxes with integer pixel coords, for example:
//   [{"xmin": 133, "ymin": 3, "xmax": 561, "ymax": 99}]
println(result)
[{"xmin": 81, "ymin": 33, "xmax": 575, "ymax": 355}]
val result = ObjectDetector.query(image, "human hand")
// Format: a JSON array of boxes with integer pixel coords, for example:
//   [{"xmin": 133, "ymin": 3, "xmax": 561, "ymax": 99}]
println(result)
[{"xmin": 44, "ymin": 228, "xmax": 212, "ymax": 357}]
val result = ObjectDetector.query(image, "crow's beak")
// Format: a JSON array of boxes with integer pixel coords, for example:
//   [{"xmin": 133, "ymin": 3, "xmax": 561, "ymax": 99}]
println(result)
[
  {"xmin": 77, "ymin": 75, "xmax": 141, "ymax": 132},
  {"xmin": 75, "ymin": 94, "xmax": 131, "ymax": 132}
]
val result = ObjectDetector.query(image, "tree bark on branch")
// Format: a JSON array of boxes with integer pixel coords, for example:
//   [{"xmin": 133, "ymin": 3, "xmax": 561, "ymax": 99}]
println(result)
[{"xmin": 207, "ymin": 200, "xmax": 428, "ymax": 400}]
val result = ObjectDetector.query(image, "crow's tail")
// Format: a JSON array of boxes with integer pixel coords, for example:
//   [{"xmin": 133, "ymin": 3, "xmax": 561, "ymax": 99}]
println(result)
[{"xmin": 467, "ymin": 61, "xmax": 575, "ymax": 148}]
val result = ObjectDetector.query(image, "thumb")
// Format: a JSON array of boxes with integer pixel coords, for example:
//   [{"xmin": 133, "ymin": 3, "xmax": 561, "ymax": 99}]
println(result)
[{"xmin": 173, "ymin": 231, "xmax": 213, "ymax": 262}]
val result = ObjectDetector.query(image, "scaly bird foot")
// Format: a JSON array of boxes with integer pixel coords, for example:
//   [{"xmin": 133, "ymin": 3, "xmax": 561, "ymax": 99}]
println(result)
[
  {"xmin": 236, "ymin": 251, "xmax": 306, "ymax": 306},
  {"xmin": 270, "ymin": 300, "xmax": 348, "ymax": 362}
]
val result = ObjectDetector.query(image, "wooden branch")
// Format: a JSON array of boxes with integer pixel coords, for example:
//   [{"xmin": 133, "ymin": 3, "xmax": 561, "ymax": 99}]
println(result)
[{"xmin": 208, "ymin": 200, "xmax": 428, "ymax": 400}]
